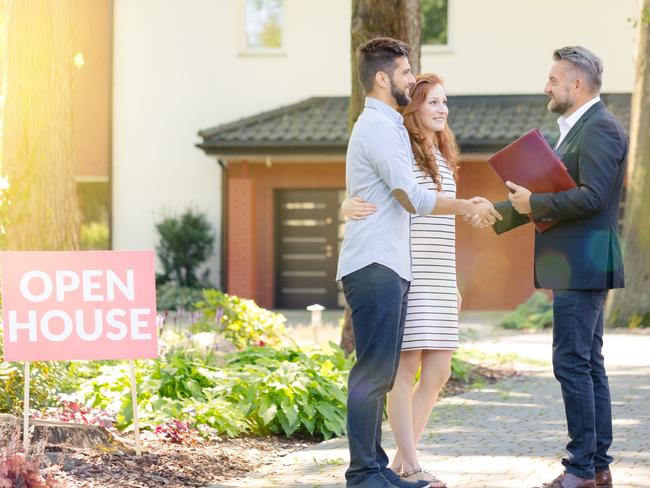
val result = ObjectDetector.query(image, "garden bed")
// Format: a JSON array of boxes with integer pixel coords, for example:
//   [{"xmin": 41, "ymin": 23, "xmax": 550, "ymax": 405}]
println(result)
[
  {"xmin": 29, "ymin": 361, "xmax": 517, "ymax": 488},
  {"xmin": 43, "ymin": 434, "xmax": 315, "ymax": 487}
]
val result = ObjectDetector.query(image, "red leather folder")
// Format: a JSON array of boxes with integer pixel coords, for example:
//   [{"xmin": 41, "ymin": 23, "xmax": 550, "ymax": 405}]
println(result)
[{"xmin": 488, "ymin": 128, "xmax": 577, "ymax": 232}]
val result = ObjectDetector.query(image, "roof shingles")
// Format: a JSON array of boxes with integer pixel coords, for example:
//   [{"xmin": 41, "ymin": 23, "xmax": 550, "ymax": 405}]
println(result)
[{"xmin": 197, "ymin": 94, "xmax": 630, "ymax": 156}]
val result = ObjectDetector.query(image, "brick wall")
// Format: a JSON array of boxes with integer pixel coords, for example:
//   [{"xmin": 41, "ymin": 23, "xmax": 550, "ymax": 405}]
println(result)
[
  {"xmin": 226, "ymin": 158, "xmax": 537, "ymax": 310},
  {"xmin": 227, "ymin": 160, "xmax": 345, "ymax": 308}
]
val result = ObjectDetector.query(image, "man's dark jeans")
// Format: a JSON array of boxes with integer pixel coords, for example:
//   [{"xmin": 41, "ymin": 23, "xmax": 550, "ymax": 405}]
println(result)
[
  {"xmin": 552, "ymin": 289, "xmax": 613, "ymax": 479},
  {"xmin": 342, "ymin": 263, "xmax": 410, "ymax": 486}
]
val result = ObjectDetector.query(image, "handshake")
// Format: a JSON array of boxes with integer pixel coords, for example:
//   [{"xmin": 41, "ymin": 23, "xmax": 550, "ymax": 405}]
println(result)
[
  {"xmin": 462, "ymin": 197, "xmax": 502, "ymax": 228},
  {"xmin": 342, "ymin": 194, "xmax": 503, "ymax": 229}
]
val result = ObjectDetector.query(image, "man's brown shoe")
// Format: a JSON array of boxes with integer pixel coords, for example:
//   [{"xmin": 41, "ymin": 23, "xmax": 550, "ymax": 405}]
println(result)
[
  {"xmin": 595, "ymin": 468, "xmax": 613, "ymax": 488},
  {"xmin": 533, "ymin": 471, "xmax": 596, "ymax": 488}
]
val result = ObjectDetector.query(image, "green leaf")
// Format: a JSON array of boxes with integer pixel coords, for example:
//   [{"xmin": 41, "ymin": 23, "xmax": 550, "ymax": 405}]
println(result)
[
  {"xmin": 302, "ymin": 415, "xmax": 316, "ymax": 435},
  {"xmin": 316, "ymin": 401, "xmax": 340, "ymax": 423},
  {"xmin": 186, "ymin": 379, "xmax": 205, "ymax": 399},
  {"xmin": 259, "ymin": 401, "xmax": 278, "ymax": 425},
  {"xmin": 281, "ymin": 400, "xmax": 299, "ymax": 427}
]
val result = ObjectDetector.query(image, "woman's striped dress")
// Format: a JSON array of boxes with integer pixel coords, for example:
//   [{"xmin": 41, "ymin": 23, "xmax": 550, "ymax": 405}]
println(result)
[{"xmin": 401, "ymin": 150, "xmax": 459, "ymax": 351}]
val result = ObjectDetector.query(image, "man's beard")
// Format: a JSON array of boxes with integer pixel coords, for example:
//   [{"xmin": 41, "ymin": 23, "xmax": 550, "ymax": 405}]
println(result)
[
  {"xmin": 390, "ymin": 79, "xmax": 411, "ymax": 107},
  {"xmin": 547, "ymin": 94, "xmax": 573, "ymax": 115}
]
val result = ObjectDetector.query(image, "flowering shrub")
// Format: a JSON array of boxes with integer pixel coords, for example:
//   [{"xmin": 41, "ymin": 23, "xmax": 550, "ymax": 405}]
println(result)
[
  {"xmin": 34, "ymin": 400, "xmax": 115, "ymax": 432},
  {"xmin": 192, "ymin": 290, "xmax": 286, "ymax": 349},
  {"xmin": 0, "ymin": 425, "xmax": 65, "ymax": 488},
  {"xmin": 154, "ymin": 419, "xmax": 198, "ymax": 445}
]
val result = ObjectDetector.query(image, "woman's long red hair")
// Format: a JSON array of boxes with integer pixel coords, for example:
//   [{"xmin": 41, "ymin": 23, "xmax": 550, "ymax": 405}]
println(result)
[{"xmin": 401, "ymin": 73, "xmax": 460, "ymax": 190}]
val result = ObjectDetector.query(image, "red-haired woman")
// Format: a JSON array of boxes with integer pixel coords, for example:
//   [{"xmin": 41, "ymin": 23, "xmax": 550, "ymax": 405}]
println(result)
[{"xmin": 342, "ymin": 74, "xmax": 466, "ymax": 488}]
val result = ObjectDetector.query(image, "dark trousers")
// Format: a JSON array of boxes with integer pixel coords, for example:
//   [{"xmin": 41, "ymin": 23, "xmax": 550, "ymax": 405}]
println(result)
[
  {"xmin": 552, "ymin": 290, "xmax": 613, "ymax": 479},
  {"xmin": 342, "ymin": 263, "xmax": 410, "ymax": 486}
]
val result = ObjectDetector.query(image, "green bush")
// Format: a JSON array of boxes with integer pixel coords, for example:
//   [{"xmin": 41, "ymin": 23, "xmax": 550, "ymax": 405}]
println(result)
[
  {"xmin": 72, "ymin": 342, "xmax": 351, "ymax": 440},
  {"xmin": 498, "ymin": 291, "xmax": 553, "ymax": 330},
  {"xmin": 0, "ymin": 325, "xmax": 71, "ymax": 414},
  {"xmin": 156, "ymin": 282, "xmax": 206, "ymax": 312},
  {"xmin": 139, "ymin": 394, "xmax": 248, "ymax": 437},
  {"xmin": 450, "ymin": 355, "xmax": 473, "ymax": 381},
  {"xmin": 224, "ymin": 345, "xmax": 352, "ymax": 439},
  {"xmin": 80, "ymin": 221, "xmax": 109, "ymax": 250},
  {"xmin": 75, "ymin": 361, "xmax": 144, "ymax": 429},
  {"xmin": 191, "ymin": 289, "xmax": 286, "ymax": 349},
  {"xmin": 155, "ymin": 209, "xmax": 215, "ymax": 288},
  {"xmin": 0, "ymin": 361, "xmax": 70, "ymax": 414}
]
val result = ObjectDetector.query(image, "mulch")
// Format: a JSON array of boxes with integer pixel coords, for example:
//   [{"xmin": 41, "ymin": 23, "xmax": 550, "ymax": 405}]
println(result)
[{"xmin": 43, "ymin": 435, "xmax": 315, "ymax": 488}]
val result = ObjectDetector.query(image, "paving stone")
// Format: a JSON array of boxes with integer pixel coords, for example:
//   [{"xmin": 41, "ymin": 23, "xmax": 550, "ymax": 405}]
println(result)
[{"xmin": 218, "ymin": 332, "xmax": 650, "ymax": 488}]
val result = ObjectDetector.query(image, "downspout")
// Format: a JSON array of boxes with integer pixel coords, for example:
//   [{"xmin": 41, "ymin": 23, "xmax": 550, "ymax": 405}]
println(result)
[{"xmin": 217, "ymin": 158, "xmax": 228, "ymax": 292}]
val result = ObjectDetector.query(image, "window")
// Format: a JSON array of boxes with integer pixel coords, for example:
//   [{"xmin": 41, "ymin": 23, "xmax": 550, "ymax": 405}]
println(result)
[
  {"xmin": 421, "ymin": 0, "xmax": 449, "ymax": 47},
  {"xmin": 245, "ymin": 0, "xmax": 284, "ymax": 51}
]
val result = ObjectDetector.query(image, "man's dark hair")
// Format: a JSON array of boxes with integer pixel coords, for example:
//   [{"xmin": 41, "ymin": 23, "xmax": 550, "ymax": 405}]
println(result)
[{"xmin": 358, "ymin": 37, "xmax": 410, "ymax": 93}]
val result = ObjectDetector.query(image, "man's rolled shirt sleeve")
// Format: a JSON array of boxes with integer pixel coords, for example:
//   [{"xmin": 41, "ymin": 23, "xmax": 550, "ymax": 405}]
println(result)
[
  {"xmin": 364, "ymin": 121, "xmax": 437, "ymax": 216},
  {"xmin": 530, "ymin": 119, "xmax": 625, "ymax": 222}
]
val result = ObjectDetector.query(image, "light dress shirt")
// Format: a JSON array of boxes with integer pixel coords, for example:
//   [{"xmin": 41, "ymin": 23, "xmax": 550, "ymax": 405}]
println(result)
[
  {"xmin": 336, "ymin": 97, "xmax": 437, "ymax": 282},
  {"xmin": 555, "ymin": 96, "xmax": 601, "ymax": 149}
]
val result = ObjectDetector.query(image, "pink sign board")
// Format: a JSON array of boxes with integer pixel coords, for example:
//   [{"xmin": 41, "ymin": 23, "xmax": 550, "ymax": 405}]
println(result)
[{"xmin": 1, "ymin": 251, "xmax": 158, "ymax": 361}]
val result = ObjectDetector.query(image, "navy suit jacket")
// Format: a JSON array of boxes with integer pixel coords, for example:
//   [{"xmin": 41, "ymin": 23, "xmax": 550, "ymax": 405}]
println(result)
[{"xmin": 495, "ymin": 101, "xmax": 628, "ymax": 290}]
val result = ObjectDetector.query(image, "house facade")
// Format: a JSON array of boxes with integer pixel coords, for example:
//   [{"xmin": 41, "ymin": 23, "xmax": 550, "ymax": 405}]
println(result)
[{"xmin": 104, "ymin": 0, "xmax": 639, "ymax": 309}]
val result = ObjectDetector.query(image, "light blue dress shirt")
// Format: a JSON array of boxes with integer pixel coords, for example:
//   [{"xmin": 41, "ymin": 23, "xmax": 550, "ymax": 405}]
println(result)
[{"xmin": 336, "ymin": 97, "xmax": 437, "ymax": 282}]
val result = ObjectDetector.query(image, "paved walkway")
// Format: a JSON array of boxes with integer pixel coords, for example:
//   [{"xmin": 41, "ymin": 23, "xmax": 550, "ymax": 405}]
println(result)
[{"xmin": 215, "ymin": 328, "xmax": 650, "ymax": 488}]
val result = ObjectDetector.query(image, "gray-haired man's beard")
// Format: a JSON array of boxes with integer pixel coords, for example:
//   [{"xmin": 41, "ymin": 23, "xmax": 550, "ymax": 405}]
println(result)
[
  {"xmin": 548, "ymin": 96, "xmax": 572, "ymax": 116},
  {"xmin": 390, "ymin": 83, "xmax": 411, "ymax": 107}
]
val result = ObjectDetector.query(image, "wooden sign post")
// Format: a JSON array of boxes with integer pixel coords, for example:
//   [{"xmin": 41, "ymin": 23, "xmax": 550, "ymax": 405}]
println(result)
[
  {"xmin": 23, "ymin": 361, "xmax": 30, "ymax": 454},
  {"xmin": 129, "ymin": 360, "xmax": 141, "ymax": 455}
]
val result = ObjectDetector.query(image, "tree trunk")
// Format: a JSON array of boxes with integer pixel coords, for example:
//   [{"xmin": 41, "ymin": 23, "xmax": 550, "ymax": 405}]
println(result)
[
  {"xmin": 0, "ymin": 415, "xmax": 113, "ymax": 449},
  {"xmin": 339, "ymin": 306, "xmax": 355, "ymax": 355},
  {"xmin": 348, "ymin": 0, "xmax": 421, "ymax": 131},
  {"xmin": 341, "ymin": 0, "xmax": 422, "ymax": 355},
  {"xmin": 2, "ymin": 0, "xmax": 80, "ymax": 251},
  {"xmin": 608, "ymin": 1, "xmax": 650, "ymax": 327}
]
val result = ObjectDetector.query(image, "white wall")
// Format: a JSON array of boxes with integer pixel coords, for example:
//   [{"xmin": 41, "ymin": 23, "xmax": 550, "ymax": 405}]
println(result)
[
  {"xmin": 112, "ymin": 0, "xmax": 351, "ymax": 285},
  {"xmin": 112, "ymin": 0, "xmax": 639, "ymax": 285},
  {"xmin": 422, "ymin": 0, "xmax": 639, "ymax": 94}
]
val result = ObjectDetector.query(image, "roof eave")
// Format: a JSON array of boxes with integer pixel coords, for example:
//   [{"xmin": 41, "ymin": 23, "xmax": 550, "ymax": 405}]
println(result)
[
  {"xmin": 196, "ymin": 141, "xmax": 348, "ymax": 157},
  {"xmin": 197, "ymin": 141, "xmax": 513, "ymax": 157}
]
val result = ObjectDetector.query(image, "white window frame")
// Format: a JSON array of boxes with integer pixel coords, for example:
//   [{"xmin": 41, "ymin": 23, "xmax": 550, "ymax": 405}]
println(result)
[
  {"xmin": 239, "ymin": 0, "xmax": 287, "ymax": 57},
  {"xmin": 421, "ymin": 0, "xmax": 453, "ymax": 54}
]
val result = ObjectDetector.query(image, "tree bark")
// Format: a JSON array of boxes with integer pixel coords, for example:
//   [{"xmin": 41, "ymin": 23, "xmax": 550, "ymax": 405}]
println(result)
[
  {"xmin": 348, "ymin": 0, "xmax": 421, "ymax": 131},
  {"xmin": 341, "ymin": 1, "xmax": 422, "ymax": 355},
  {"xmin": 1, "ymin": 415, "xmax": 113, "ymax": 449},
  {"xmin": 2, "ymin": 0, "xmax": 80, "ymax": 251},
  {"xmin": 339, "ymin": 306, "xmax": 355, "ymax": 355},
  {"xmin": 608, "ymin": 1, "xmax": 650, "ymax": 327}
]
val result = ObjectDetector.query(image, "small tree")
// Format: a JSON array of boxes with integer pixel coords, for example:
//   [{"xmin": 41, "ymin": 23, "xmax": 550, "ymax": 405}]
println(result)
[{"xmin": 155, "ymin": 209, "xmax": 215, "ymax": 288}]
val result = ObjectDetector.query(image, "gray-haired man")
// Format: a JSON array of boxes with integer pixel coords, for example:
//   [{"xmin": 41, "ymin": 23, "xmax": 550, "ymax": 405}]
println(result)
[{"xmin": 501, "ymin": 46, "xmax": 627, "ymax": 488}]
